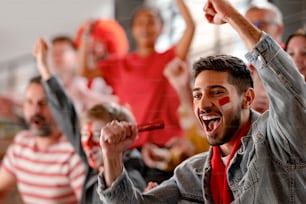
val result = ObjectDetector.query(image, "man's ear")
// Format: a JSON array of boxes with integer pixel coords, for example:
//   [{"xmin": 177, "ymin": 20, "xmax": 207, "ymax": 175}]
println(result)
[{"xmin": 242, "ymin": 88, "xmax": 255, "ymax": 109}]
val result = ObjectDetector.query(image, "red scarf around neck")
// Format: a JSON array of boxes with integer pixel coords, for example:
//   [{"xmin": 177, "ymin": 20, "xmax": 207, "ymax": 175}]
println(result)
[{"xmin": 210, "ymin": 120, "xmax": 251, "ymax": 204}]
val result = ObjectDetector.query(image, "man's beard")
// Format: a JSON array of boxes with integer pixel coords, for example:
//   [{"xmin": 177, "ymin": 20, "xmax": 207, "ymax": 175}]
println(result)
[
  {"xmin": 29, "ymin": 114, "xmax": 52, "ymax": 137},
  {"xmin": 220, "ymin": 106, "xmax": 242, "ymax": 145},
  {"xmin": 209, "ymin": 106, "xmax": 241, "ymax": 146}
]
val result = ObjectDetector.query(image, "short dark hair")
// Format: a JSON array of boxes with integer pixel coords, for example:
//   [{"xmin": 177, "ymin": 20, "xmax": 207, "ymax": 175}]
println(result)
[
  {"xmin": 192, "ymin": 55, "xmax": 253, "ymax": 94},
  {"xmin": 130, "ymin": 5, "xmax": 164, "ymax": 27},
  {"xmin": 28, "ymin": 75, "xmax": 42, "ymax": 85},
  {"xmin": 25, "ymin": 75, "xmax": 42, "ymax": 92},
  {"xmin": 51, "ymin": 35, "xmax": 76, "ymax": 50},
  {"xmin": 285, "ymin": 28, "xmax": 306, "ymax": 51}
]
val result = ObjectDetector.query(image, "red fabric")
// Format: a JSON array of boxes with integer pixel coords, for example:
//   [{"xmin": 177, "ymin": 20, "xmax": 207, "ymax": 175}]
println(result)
[
  {"xmin": 210, "ymin": 119, "xmax": 251, "ymax": 204},
  {"xmin": 99, "ymin": 47, "xmax": 183, "ymax": 148},
  {"xmin": 87, "ymin": 79, "xmax": 92, "ymax": 89},
  {"xmin": 75, "ymin": 18, "xmax": 129, "ymax": 57},
  {"xmin": 218, "ymin": 97, "xmax": 230, "ymax": 106},
  {"xmin": 2, "ymin": 131, "xmax": 86, "ymax": 203}
]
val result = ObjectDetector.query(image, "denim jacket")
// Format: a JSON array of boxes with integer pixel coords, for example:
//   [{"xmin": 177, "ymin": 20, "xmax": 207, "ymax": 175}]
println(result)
[{"xmin": 97, "ymin": 33, "xmax": 306, "ymax": 204}]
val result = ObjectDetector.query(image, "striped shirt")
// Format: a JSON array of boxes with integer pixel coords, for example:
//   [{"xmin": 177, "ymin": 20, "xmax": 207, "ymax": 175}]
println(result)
[{"xmin": 1, "ymin": 130, "xmax": 86, "ymax": 204}]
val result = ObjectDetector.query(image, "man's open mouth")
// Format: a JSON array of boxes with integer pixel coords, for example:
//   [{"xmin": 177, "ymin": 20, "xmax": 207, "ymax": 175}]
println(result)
[
  {"xmin": 31, "ymin": 115, "xmax": 45, "ymax": 126},
  {"xmin": 200, "ymin": 115, "xmax": 222, "ymax": 133}
]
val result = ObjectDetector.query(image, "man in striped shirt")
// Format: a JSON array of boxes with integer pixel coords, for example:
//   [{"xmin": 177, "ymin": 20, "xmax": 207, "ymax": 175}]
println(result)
[{"xmin": 0, "ymin": 76, "xmax": 86, "ymax": 204}]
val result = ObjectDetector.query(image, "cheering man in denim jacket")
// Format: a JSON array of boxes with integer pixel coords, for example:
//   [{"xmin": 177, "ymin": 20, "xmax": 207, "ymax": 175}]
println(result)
[{"xmin": 97, "ymin": 0, "xmax": 306, "ymax": 203}]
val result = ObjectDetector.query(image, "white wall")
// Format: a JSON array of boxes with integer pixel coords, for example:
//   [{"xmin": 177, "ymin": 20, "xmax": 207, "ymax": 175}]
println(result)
[{"xmin": 0, "ymin": 0, "xmax": 114, "ymax": 63}]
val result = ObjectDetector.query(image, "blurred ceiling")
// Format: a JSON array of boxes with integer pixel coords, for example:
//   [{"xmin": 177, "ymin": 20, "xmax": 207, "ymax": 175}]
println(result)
[{"xmin": 0, "ymin": 0, "xmax": 304, "ymax": 65}]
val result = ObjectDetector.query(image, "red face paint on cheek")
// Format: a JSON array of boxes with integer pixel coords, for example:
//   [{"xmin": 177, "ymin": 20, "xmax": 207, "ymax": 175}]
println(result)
[
  {"xmin": 219, "ymin": 96, "xmax": 230, "ymax": 106},
  {"xmin": 82, "ymin": 122, "xmax": 94, "ymax": 150},
  {"xmin": 81, "ymin": 122, "xmax": 102, "ymax": 169},
  {"xmin": 218, "ymin": 96, "xmax": 231, "ymax": 110}
]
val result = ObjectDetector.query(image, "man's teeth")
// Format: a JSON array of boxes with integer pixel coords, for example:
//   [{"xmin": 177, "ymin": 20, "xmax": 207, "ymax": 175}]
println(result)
[
  {"xmin": 201, "ymin": 115, "xmax": 220, "ymax": 121},
  {"xmin": 200, "ymin": 115, "xmax": 221, "ymax": 132}
]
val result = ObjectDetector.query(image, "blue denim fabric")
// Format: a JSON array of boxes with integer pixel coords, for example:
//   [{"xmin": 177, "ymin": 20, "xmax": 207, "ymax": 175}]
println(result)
[{"xmin": 97, "ymin": 33, "xmax": 306, "ymax": 204}]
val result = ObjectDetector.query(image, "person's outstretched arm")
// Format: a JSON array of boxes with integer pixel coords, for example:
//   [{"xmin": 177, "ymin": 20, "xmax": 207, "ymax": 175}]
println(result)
[
  {"xmin": 175, "ymin": 0, "xmax": 195, "ymax": 60},
  {"xmin": 204, "ymin": 0, "xmax": 262, "ymax": 50},
  {"xmin": 33, "ymin": 38, "xmax": 88, "ymax": 164},
  {"xmin": 98, "ymin": 120, "xmax": 183, "ymax": 203},
  {"xmin": 100, "ymin": 121, "xmax": 137, "ymax": 186},
  {"xmin": 204, "ymin": 0, "xmax": 306, "ymax": 162},
  {"xmin": 77, "ymin": 20, "xmax": 103, "ymax": 80},
  {"xmin": 33, "ymin": 38, "xmax": 52, "ymax": 80}
]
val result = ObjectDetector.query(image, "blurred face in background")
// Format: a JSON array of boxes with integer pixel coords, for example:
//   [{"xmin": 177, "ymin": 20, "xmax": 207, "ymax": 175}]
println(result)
[
  {"xmin": 131, "ymin": 8, "xmax": 163, "ymax": 49},
  {"xmin": 80, "ymin": 103, "xmax": 134, "ymax": 169},
  {"xmin": 23, "ymin": 83, "xmax": 57, "ymax": 137},
  {"xmin": 81, "ymin": 120, "xmax": 106, "ymax": 169},
  {"xmin": 246, "ymin": 6, "xmax": 283, "ymax": 113},
  {"xmin": 90, "ymin": 38, "xmax": 108, "ymax": 62},
  {"xmin": 50, "ymin": 41, "xmax": 77, "ymax": 75},
  {"xmin": 246, "ymin": 8, "xmax": 283, "ymax": 42},
  {"xmin": 286, "ymin": 35, "xmax": 306, "ymax": 80}
]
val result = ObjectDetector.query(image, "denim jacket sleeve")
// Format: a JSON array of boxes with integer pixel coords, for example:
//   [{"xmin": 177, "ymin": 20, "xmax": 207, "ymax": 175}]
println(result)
[
  {"xmin": 245, "ymin": 33, "xmax": 306, "ymax": 163},
  {"xmin": 97, "ymin": 168, "xmax": 181, "ymax": 204},
  {"xmin": 97, "ymin": 152, "xmax": 208, "ymax": 203},
  {"xmin": 43, "ymin": 77, "xmax": 88, "ymax": 165}
]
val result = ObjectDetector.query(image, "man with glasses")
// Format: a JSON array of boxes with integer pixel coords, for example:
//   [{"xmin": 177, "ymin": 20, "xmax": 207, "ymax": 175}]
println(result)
[{"xmin": 245, "ymin": 1, "xmax": 284, "ymax": 48}]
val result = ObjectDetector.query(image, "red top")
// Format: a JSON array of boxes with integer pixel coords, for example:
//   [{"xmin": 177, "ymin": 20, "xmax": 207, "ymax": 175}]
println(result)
[{"xmin": 98, "ymin": 47, "xmax": 183, "ymax": 148}]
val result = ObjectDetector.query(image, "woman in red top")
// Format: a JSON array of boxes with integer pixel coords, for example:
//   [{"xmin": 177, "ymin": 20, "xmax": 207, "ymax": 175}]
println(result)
[{"xmin": 78, "ymin": 0, "xmax": 195, "ymax": 183}]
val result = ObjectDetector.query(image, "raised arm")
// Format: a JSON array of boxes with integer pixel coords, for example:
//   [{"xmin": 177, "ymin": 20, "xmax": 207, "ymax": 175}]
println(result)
[
  {"xmin": 204, "ymin": 0, "xmax": 262, "ymax": 50},
  {"xmin": 33, "ymin": 38, "xmax": 52, "ymax": 80},
  {"xmin": 77, "ymin": 20, "xmax": 103, "ymax": 80},
  {"xmin": 163, "ymin": 57, "xmax": 193, "ymax": 112},
  {"xmin": 33, "ymin": 38, "xmax": 88, "ymax": 164},
  {"xmin": 99, "ymin": 121, "xmax": 138, "ymax": 186},
  {"xmin": 204, "ymin": 0, "xmax": 306, "ymax": 160},
  {"xmin": 98, "ymin": 120, "xmax": 182, "ymax": 203},
  {"xmin": 175, "ymin": 0, "xmax": 195, "ymax": 60}
]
